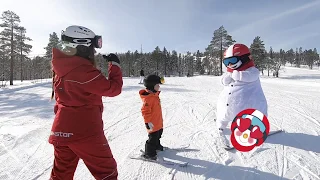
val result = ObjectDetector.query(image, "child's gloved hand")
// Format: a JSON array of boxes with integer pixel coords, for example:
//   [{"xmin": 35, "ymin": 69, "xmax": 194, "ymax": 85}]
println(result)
[
  {"xmin": 145, "ymin": 122, "xmax": 154, "ymax": 131},
  {"xmin": 232, "ymin": 70, "xmax": 240, "ymax": 81}
]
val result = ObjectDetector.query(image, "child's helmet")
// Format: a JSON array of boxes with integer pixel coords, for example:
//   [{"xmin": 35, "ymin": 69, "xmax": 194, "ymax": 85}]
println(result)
[{"xmin": 144, "ymin": 74, "xmax": 162, "ymax": 90}]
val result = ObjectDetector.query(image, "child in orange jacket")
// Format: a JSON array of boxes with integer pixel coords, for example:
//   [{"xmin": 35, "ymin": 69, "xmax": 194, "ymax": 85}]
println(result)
[{"xmin": 139, "ymin": 74, "xmax": 164, "ymax": 160}]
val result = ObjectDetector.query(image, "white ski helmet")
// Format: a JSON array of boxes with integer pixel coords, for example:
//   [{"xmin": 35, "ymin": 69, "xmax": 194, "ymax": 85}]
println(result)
[{"xmin": 61, "ymin": 25, "xmax": 102, "ymax": 49}]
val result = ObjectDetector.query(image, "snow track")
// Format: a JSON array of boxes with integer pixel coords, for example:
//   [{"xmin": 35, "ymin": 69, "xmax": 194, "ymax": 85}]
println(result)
[{"xmin": 0, "ymin": 67, "xmax": 320, "ymax": 179}]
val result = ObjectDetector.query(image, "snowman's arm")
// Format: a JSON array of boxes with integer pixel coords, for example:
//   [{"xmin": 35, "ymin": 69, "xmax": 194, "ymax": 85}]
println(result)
[
  {"xmin": 221, "ymin": 72, "xmax": 234, "ymax": 85},
  {"xmin": 239, "ymin": 68, "xmax": 260, "ymax": 82}
]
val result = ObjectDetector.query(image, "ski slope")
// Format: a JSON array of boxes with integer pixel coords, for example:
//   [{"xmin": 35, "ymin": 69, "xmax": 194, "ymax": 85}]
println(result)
[{"xmin": 0, "ymin": 66, "xmax": 320, "ymax": 180}]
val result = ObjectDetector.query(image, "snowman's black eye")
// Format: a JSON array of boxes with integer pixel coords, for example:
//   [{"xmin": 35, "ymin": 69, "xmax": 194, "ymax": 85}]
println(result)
[{"xmin": 248, "ymin": 125, "xmax": 254, "ymax": 130}]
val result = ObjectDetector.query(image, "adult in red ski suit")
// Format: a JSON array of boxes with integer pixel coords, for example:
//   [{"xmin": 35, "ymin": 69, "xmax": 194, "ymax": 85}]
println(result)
[{"xmin": 49, "ymin": 25, "xmax": 123, "ymax": 180}]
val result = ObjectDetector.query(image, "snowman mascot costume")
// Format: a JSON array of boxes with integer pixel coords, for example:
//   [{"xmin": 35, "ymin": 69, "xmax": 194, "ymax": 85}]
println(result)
[{"xmin": 216, "ymin": 43, "xmax": 268, "ymax": 146}]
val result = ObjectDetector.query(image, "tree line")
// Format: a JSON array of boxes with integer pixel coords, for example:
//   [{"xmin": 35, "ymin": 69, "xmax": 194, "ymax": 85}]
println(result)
[{"xmin": 1, "ymin": 10, "xmax": 319, "ymax": 86}]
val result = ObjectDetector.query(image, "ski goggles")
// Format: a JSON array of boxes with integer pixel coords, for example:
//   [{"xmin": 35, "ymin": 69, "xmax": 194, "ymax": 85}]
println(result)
[
  {"xmin": 61, "ymin": 35, "xmax": 102, "ymax": 49},
  {"xmin": 223, "ymin": 56, "xmax": 240, "ymax": 66},
  {"xmin": 223, "ymin": 54, "xmax": 251, "ymax": 67},
  {"xmin": 95, "ymin": 36, "xmax": 102, "ymax": 48}
]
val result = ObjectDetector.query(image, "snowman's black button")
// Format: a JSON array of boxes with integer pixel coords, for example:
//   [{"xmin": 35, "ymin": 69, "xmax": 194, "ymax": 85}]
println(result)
[
  {"xmin": 227, "ymin": 104, "xmax": 229, "ymax": 106},
  {"xmin": 229, "ymin": 93, "xmax": 231, "ymax": 95}
]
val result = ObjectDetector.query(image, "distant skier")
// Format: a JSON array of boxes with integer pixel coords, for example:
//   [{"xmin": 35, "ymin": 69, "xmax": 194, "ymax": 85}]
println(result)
[
  {"xmin": 49, "ymin": 25, "xmax": 122, "ymax": 180},
  {"xmin": 139, "ymin": 74, "xmax": 164, "ymax": 160},
  {"xmin": 216, "ymin": 43, "xmax": 268, "ymax": 146},
  {"xmin": 139, "ymin": 69, "xmax": 145, "ymax": 84}
]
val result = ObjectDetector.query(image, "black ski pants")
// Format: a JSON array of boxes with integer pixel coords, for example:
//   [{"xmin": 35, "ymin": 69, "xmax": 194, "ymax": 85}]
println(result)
[{"xmin": 145, "ymin": 128, "xmax": 163, "ymax": 157}]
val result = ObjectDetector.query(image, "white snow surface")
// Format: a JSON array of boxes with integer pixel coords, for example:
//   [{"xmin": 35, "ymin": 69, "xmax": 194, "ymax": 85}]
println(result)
[{"xmin": 0, "ymin": 66, "xmax": 320, "ymax": 180}]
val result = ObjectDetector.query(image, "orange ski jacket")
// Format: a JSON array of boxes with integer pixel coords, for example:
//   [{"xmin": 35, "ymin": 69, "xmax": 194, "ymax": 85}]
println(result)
[{"xmin": 139, "ymin": 89, "xmax": 163, "ymax": 133}]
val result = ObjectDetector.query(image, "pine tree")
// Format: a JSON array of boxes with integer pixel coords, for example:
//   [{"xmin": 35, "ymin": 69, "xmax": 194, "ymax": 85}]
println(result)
[
  {"xmin": 125, "ymin": 50, "xmax": 132, "ymax": 76},
  {"xmin": 162, "ymin": 47, "xmax": 168, "ymax": 76},
  {"xmin": 298, "ymin": 47, "xmax": 303, "ymax": 67},
  {"xmin": 31, "ymin": 56, "xmax": 47, "ymax": 80},
  {"xmin": 279, "ymin": 49, "xmax": 286, "ymax": 66},
  {"xmin": 313, "ymin": 48, "xmax": 319, "ymax": 68},
  {"xmin": 286, "ymin": 48, "xmax": 295, "ymax": 66},
  {"xmin": 267, "ymin": 47, "xmax": 281, "ymax": 77},
  {"xmin": 195, "ymin": 50, "xmax": 204, "ymax": 74},
  {"xmin": 170, "ymin": 50, "xmax": 178, "ymax": 76},
  {"xmin": 304, "ymin": 49, "xmax": 310, "ymax": 69},
  {"xmin": 273, "ymin": 51, "xmax": 281, "ymax": 77},
  {"xmin": 205, "ymin": 26, "xmax": 235, "ymax": 75},
  {"xmin": 184, "ymin": 51, "xmax": 194, "ymax": 76},
  {"xmin": 178, "ymin": 53, "xmax": 182, "ymax": 76},
  {"xmin": 295, "ymin": 48, "xmax": 300, "ymax": 67},
  {"xmin": 0, "ymin": 38, "xmax": 9, "ymax": 85},
  {"xmin": 250, "ymin": 36, "xmax": 266, "ymax": 74},
  {"xmin": 0, "ymin": 39, "xmax": 8, "ymax": 86},
  {"xmin": 267, "ymin": 47, "xmax": 274, "ymax": 77},
  {"xmin": 305, "ymin": 48, "xmax": 318, "ymax": 69},
  {"xmin": 41, "ymin": 32, "xmax": 63, "ymax": 80},
  {"xmin": 151, "ymin": 46, "xmax": 162, "ymax": 75},
  {"xmin": 44, "ymin": 32, "xmax": 62, "ymax": 58},
  {"xmin": 132, "ymin": 50, "xmax": 140, "ymax": 76},
  {"xmin": 0, "ymin": 10, "xmax": 21, "ymax": 85},
  {"xmin": 16, "ymin": 26, "xmax": 32, "ymax": 82},
  {"xmin": 166, "ymin": 51, "xmax": 172, "ymax": 76}
]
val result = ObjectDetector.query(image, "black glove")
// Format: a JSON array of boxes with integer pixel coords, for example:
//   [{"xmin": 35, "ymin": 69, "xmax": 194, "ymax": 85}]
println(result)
[{"xmin": 102, "ymin": 53, "xmax": 120, "ymax": 64}]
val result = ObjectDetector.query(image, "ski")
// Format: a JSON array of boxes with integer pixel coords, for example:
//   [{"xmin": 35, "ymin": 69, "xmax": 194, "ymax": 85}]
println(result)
[
  {"xmin": 129, "ymin": 150, "xmax": 188, "ymax": 167},
  {"xmin": 223, "ymin": 129, "xmax": 284, "ymax": 150},
  {"xmin": 161, "ymin": 144, "xmax": 190, "ymax": 152}
]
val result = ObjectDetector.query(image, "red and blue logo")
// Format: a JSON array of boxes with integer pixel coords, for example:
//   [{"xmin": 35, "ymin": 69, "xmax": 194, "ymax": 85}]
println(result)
[{"xmin": 230, "ymin": 109, "xmax": 270, "ymax": 152}]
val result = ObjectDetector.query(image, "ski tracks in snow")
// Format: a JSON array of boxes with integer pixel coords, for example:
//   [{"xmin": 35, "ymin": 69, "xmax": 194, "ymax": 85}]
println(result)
[
  {"xmin": 263, "ymin": 81, "xmax": 320, "ymax": 179},
  {"xmin": 0, "ymin": 82, "xmax": 55, "ymax": 180},
  {"xmin": 173, "ymin": 92, "xmax": 242, "ymax": 179},
  {"xmin": 1, "ymin": 73, "xmax": 320, "ymax": 180},
  {"xmin": 281, "ymin": 145, "xmax": 288, "ymax": 178},
  {"xmin": 274, "ymin": 144, "xmax": 288, "ymax": 178}
]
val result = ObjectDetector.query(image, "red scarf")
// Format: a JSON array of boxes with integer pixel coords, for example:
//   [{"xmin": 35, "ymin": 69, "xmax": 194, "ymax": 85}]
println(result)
[{"xmin": 227, "ymin": 60, "xmax": 255, "ymax": 72}]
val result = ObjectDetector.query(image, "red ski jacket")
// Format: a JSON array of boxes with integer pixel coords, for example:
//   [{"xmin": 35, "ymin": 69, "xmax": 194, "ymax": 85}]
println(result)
[{"xmin": 49, "ymin": 48, "xmax": 123, "ymax": 145}]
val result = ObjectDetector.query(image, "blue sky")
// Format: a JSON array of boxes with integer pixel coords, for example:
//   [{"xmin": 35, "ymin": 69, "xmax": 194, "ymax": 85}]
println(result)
[{"xmin": 1, "ymin": 0, "xmax": 319, "ymax": 57}]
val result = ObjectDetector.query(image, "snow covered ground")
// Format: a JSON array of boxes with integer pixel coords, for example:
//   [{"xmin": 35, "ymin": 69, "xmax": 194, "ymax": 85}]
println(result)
[{"xmin": 0, "ymin": 66, "xmax": 320, "ymax": 180}]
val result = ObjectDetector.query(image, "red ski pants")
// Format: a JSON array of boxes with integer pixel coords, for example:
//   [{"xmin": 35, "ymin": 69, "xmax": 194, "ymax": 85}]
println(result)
[{"xmin": 50, "ymin": 135, "xmax": 118, "ymax": 180}]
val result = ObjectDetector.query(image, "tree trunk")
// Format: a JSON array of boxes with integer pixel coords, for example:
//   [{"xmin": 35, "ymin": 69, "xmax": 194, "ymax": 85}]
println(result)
[
  {"xmin": 220, "ymin": 36, "xmax": 223, "ymax": 76},
  {"xmin": 156, "ymin": 58, "xmax": 159, "ymax": 76},
  {"xmin": 20, "ymin": 42, "xmax": 23, "ymax": 82},
  {"xmin": 164, "ymin": 58, "xmax": 167, "ymax": 77},
  {"xmin": 10, "ymin": 26, "xmax": 14, "ymax": 85},
  {"xmin": 191, "ymin": 58, "xmax": 193, "ymax": 76},
  {"xmin": 128, "ymin": 58, "xmax": 131, "ymax": 77}
]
